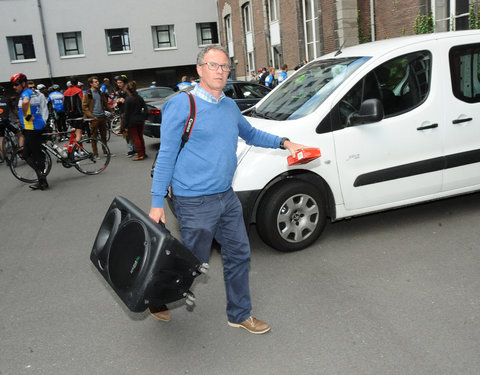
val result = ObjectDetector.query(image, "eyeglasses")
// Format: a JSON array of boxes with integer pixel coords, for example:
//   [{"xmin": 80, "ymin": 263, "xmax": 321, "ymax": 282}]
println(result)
[
  {"xmin": 200, "ymin": 62, "xmax": 231, "ymax": 72},
  {"xmin": 12, "ymin": 82, "xmax": 20, "ymax": 87}
]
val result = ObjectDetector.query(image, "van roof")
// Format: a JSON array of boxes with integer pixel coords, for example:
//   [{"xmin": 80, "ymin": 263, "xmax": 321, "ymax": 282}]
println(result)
[{"xmin": 320, "ymin": 30, "xmax": 480, "ymax": 60}]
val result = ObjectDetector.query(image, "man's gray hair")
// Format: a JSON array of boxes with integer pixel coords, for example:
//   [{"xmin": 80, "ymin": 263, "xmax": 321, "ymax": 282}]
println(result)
[{"xmin": 196, "ymin": 45, "xmax": 229, "ymax": 65}]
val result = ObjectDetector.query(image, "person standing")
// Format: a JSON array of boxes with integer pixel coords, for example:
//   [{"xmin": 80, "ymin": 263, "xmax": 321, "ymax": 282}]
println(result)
[
  {"xmin": 82, "ymin": 76, "xmax": 110, "ymax": 158},
  {"xmin": 264, "ymin": 67, "xmax": 276, "ymax": 88},
  {"xmin": 278, "ymin": 64, "xmax": 288, "ymax": 84},
  {"xmin": 150, "ymin": 45, "xmax": 305, "ymax": 334},
  {"xmin": 48, "ymin": 84, "xmax": 67, "ymax": 135},
  {"xmin": 0, "ymin": 85, "xmax": 20, "ymax": 164},
  {"xmin": 11, "ymin": 73, "xmax": 48, "ymax": 190},
  {"xmin": 123, "ymin": 81, "xmax": 148, "ymax": 161},
  {"xmin": 176, "ymin": 76, "xmax": 191, "ymax": 91},
  {"xmin": 114, "ymin": 75, "xmax": 136, "ymax": 157},
  {"xmin": 63, "ymin": 76, "xmax": 84, "ymax": 142}
]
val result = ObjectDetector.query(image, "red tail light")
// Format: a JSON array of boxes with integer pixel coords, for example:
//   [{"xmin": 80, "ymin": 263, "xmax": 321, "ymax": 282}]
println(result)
[{"xmin": 149, "ymin": 108, "xmax": 161, "ymax": 115}]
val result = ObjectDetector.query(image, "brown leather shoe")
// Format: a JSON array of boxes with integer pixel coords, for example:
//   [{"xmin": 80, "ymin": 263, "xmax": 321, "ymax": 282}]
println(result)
[
  {"xmin": 228, "ymin": 316, "xmax": 270, "ymax": 334},
  {"xmin": 149, "ymin": 306, "xmax": 171, "ymax": 322}
]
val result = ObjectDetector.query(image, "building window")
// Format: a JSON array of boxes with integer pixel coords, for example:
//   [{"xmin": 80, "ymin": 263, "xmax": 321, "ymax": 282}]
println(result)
[
  {"xmin": 268, "ymin": 0, "xmax": 279, "ymax": 22},
  {"xmin": 242, "ymin": 3, "xmax": 252, "ymax": 33},
  {"xmin": 105, "ymin": 28, "xmax": 131, "ymax": 53},
  {"xmin": 247, "ymin": 52, "xmax": 255, "ymax": 74},
  {"xmin": 196, "ymin": 22, "xmax": 219, "ymax": 46},
  {"xmin": 224, "ymin": 15, "xmax": 233, "ymax": 45},
  {"xmin": 434, "ymin": 0, "xmax": 470, "ymax": 31},
  {"xmin": 224, "ymin": 15, "xmax": 234, "ymax": 57},
  {"xmin": 302, "ymin": 0, "xmax": 320, "ymax": 61},
  {"xmin": 57, "ymin": 32, "xmax": 84, "ymax": 56},
  {"xmin": 152, "ymin": 25, "xmax": 176, "ymax": 49},
  {"xmin": 6, "ymin": 35, "xmax": 36, "ymax": 61}
]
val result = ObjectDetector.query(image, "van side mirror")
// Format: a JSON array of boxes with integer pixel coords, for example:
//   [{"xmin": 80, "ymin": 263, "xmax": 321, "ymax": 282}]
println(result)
[{"xmin": 348, "ymin": 99, "xmax": 384, "ymax": 126}]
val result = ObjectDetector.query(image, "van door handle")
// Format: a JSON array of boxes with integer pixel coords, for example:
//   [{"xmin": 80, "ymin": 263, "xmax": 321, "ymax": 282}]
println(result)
[
  {"xmin": 417, "ymin": 123, "xmax": 438, "ymax": 131},
  {"xmin": 452, "ymin": 117, "xmax": 472, "ymax": 124}
]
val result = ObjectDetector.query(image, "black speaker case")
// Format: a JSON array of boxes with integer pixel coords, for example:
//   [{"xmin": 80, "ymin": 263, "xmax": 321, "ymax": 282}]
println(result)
[{"xmin": 90, "ymin": 196, "xmax": 202, "ymax": 312}]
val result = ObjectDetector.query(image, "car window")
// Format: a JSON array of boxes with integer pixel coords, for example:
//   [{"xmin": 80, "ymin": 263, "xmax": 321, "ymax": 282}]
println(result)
[
  {"xmin": 449, "ymin": 43, "xmax": 480, "ymax": 103},
  {"xmin": 224, "ymin": 83, "xmax": 239, "ymax": 99},
  {"xmin": 139, "ymin": 87, "xmax": 174, "ymax": 99},
  {"xmin": 237, "ymin": 83, "xmax": 270, "ymax": 98},
  {"xmin": 339, "ymin": 50, "xmax": 432, "ymax": 125},
  {"xmin": 253, "ymin": 57, "xmax": 370, "ymax": 121}
]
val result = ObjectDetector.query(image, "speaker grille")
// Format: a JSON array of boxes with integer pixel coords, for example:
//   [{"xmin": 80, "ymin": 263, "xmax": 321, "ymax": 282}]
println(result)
[{"xmin": 109, "ymin": 221, "xmax": 148, "ymax": 291}]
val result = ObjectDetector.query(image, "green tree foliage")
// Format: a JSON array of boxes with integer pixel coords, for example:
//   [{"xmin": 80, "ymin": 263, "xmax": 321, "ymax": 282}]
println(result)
[{"xmin": 414, "ymin": 11, "xmax": 434, "ymax": 34}]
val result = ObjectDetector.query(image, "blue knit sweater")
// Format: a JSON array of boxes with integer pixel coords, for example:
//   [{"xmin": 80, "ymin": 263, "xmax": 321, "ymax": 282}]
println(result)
[{"xmin": 151, "ymin": 86, "xmax": 282, "ymax": 208}]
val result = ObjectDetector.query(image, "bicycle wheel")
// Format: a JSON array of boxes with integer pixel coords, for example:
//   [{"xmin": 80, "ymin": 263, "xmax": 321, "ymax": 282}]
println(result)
[
  {"xmin": 111, "ymin": 116, "xmax": 122, "ymax": 135},
  {"xmin": 2, "ymin": 136, "xmax": 16, "ymax": 162},
  {"xmin": 74, "ymin": 138, "xmax": 110, "ymax": 175},
  {"xmin": 10, "ymin": 148, "xmax": 52, "ymax": 183}
]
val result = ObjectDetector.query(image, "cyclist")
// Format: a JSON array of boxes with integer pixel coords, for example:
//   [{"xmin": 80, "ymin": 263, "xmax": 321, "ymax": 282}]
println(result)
[
  {"xmin": 11, "ymin": 73, "xmax": 48, "ymax": 190},
  {"xmin": 48, "ymin": 84, "xmax": 67, "ymax": 136},
  {"xmin": 63, "ymin": 76, "xmax": 84, "ymax": 142},
  {"xmin": 0, "ymin": 85, "xmax": 20, "ymax": 164}
]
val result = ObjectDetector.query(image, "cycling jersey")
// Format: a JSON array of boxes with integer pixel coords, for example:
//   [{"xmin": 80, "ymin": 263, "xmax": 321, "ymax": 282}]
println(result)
[
  {"xmin": 278, "ymin": 71, "xmax": 287, "ymax": 84},
  {"xmin": 264, "ymin": 74, "xmax": 274, "ymax": 88},
  {"xmin": 48, "ymin": 91, "xmax": 64, "ymax": 113},
  {"xmin": 18, "ymin": 88, "xmax": 46, "ymax": 131}
]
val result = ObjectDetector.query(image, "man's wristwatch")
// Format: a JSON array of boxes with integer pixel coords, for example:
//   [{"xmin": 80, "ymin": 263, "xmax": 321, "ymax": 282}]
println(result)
[
  {"xmin": 280, "ymin": 137, "xmax": 290, "ymax": 150},
  {"xmin": 25, "ymin": 114, "xmax": 32, "ymax": 121}
]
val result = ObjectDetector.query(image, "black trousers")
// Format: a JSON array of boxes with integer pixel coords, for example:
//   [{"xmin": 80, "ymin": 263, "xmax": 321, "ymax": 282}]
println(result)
[{"xmin": 23, "ymin": 130, "xmax": 46, "ymax": 180}]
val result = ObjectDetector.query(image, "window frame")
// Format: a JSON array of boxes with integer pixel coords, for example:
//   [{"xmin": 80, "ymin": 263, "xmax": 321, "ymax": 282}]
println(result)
[
  {"xmin": 196, "ymin": 22, "xmax": 219, "ymax": 46},
  {"xmin": 433, "ymin": 0, "xmax": 470, "ymax": 31},
  {"xmin": 152, "ymin": 25, "xmax": 176, "ymax": 50},
  {"xmin": 302, "ymin": 0, "xmax": 320, "ymax": 61},
  {"xmin": 105, "ymin": 28, "xmax": 131, "ymax": 53},
  {"xmin": 7, "ymin": 35, "xmax": 36, "ymax": 61},
  {"xmin": 449, "ymin": 43, "xmax": 480, "ymax": 103},
  {"xmin": 57, "ymin": 31, "xmax": 84, "ymax": 57}
]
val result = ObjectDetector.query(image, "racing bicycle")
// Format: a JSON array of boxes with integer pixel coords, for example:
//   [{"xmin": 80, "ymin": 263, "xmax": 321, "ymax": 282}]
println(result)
[{"xmin": 9, "ymin": 127, "xmax": 111, "ymax": 183}]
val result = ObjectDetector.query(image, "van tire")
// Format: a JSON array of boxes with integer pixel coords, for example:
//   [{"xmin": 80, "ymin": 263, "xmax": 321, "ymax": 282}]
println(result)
[{"xmin": 256, "ymin": 180, "xmax": 326, "ymax": 252}]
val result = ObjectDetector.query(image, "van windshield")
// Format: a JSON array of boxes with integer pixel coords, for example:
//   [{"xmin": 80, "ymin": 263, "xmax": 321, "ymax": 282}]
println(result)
[{"xmin": 250, "ymin": 56, "xmax": 370, "ymax": 121}]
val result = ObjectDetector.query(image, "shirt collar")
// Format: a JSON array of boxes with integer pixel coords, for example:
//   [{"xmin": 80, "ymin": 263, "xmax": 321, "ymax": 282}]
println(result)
[{"xmin": 192, "ymin": 85, "xmax": 225, "ymax": 104}]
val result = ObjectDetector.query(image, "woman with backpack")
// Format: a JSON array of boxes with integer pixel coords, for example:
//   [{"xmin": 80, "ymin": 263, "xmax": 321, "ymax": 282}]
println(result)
[{"xmin": 124, "ymin": 81, "xmax": 148, "ymax": 161}]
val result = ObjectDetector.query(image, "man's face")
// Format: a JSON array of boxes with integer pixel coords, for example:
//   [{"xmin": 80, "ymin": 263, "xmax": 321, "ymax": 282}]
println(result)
[
  {"xmin": 196, "ymin": 49, "xmax": 229, "ymax": 95},
  {"xmin": 90, "ymin": 78, "xmax": 100, "ymax": 90},
  {"xmin": 13, "ymin": 81, "xmax": 26, "ymax": 94},
  {"xmin": 116, "ymin": 80, "xmax": 125, "ymax": 90}
]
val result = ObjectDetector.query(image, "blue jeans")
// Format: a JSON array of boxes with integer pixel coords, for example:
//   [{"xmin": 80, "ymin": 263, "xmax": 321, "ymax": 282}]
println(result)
[{"xmin": 173, "ymin": 188, "xmax": 252, "ymax": 323}]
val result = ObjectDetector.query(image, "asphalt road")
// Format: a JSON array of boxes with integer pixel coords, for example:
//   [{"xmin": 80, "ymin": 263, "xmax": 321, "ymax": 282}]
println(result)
[{"xmin": 1, "ymin": 134, "xmax": 479, "ymax": 375}]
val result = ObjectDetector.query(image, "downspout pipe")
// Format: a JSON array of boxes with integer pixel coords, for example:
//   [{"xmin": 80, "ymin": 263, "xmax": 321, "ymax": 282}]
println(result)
[
  {"xmin": 370, "ymin": 0, "xmax": 376, "ymax": 41},
  {"xmin": 37, "ymin": 0, "xmax": 53, "ymax": 82}
]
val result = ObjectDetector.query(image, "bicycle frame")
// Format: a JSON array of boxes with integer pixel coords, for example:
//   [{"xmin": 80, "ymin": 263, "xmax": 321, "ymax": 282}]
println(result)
[{"xmin": 42, "ymin": 129, "xmax": 89, "ymax": 162}]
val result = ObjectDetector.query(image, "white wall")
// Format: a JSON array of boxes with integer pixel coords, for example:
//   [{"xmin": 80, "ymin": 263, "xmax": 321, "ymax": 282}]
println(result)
[{"xmin": 0, "ymin": 0, "xmax": 218, "ymax": 81}]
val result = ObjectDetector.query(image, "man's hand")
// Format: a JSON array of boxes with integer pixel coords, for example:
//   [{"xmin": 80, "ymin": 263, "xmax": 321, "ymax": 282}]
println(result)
[
  {"xmin": 283, "ymin": 140, "xmax": 309, "ymax": 156},
  {"xmin": 149, "ymin": 207, "xmax": 166, "ymax": 224}
]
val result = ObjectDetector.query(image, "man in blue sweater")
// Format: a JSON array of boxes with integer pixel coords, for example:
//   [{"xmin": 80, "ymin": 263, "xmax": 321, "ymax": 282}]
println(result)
[{"xmin": 150, "ymin": 45, "xmax": 304, "ymax": 334}]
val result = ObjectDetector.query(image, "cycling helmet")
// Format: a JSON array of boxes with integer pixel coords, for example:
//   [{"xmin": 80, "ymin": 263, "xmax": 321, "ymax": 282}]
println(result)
[
  {"xmin": 37, "ymin": 83, "xmax": 46, "ymax": 90},
  {"xmin": 52, "ymin": 84, "xmax": 60, "ymax": 90},
  {"xmin": 114, "ymin": 75, "xmax": 128, "ymax": 83},
  {"xmin": 10, "ymin": 73, "xmax": 27, "ymax": 85}
]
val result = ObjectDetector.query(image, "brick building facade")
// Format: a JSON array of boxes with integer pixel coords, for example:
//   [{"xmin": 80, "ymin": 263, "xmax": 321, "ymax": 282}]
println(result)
[{"xmin": 217, "ymin": 0, "xmax": 479, "ymax": 81}]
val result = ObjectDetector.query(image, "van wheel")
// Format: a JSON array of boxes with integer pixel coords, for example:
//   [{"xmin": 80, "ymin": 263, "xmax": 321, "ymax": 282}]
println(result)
[{"xmin": 257, "ymin": 180, "xmax": 327, "ymax": 252}]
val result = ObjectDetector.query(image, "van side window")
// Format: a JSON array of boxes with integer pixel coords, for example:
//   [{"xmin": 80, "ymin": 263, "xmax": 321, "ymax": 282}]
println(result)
[
  {"xmin": 339, "ymin": 51, "xmax": 432, "ymax": 125},
  {"xmin": 449, "ymin": 43, "xmax": 480, "ymax": 103}
]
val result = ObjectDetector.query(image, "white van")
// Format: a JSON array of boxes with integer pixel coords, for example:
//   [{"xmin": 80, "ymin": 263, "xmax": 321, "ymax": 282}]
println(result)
[{"xmin": 233, "ymin": 30, "xmax": 480, "ymax": 252}]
